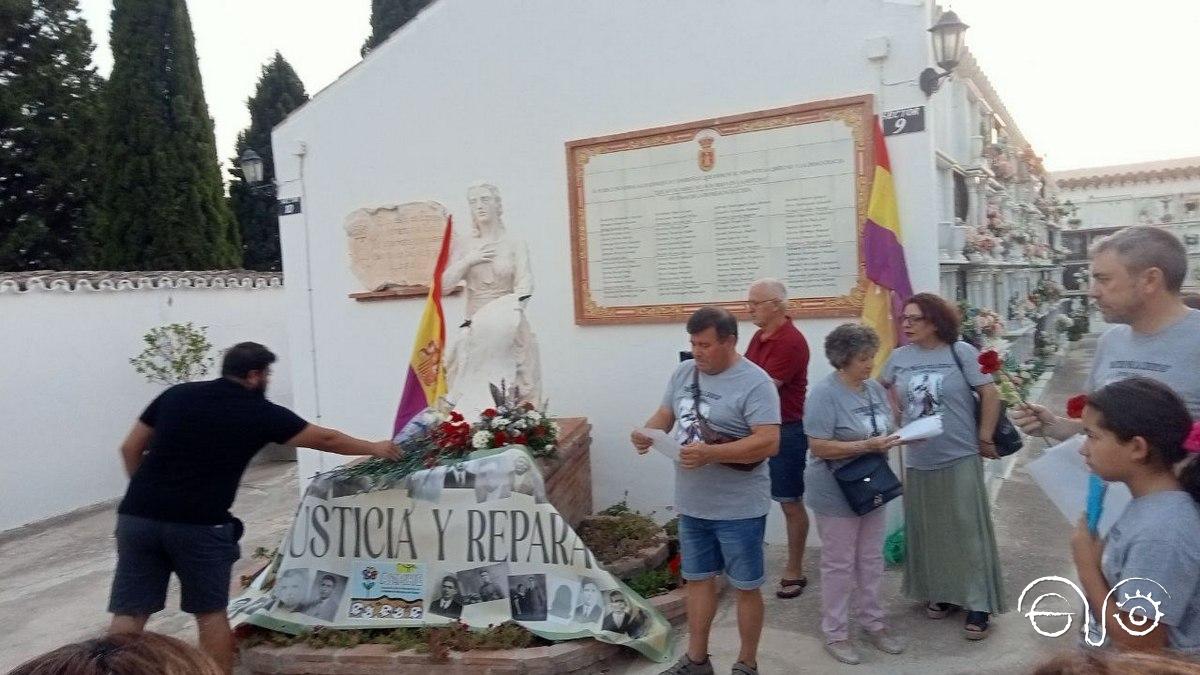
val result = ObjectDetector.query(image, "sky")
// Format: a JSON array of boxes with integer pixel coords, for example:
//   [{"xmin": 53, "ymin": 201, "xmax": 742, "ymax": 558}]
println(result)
[{"xmin": 76, "ymin": 1, "xmax": 1200, "ymax": 173}]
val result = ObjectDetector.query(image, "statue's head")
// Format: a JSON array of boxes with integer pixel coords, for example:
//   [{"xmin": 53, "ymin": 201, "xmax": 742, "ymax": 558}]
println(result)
[{"xmin": 467, "ymin": 182, "xmax": 504, "ymax": 236}]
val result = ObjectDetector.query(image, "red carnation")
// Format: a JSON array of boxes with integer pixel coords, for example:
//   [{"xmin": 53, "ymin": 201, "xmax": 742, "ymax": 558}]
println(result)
[
  {"xmin": 482, "ymin": 408, "xmax": 498, "ymax": 418},
  {"xmin": 439, "ymin": 422, "xmax": 455, "ymax": 434},
  {"xmin": 513, "ymin": 433, "xmax": 528, "ymax": 445},
  {"xmin": 977, "ymin": 349, "xmax": 1002, "ymax": 375},
  {"xmin": 1066, "ymin": 394, "xmax": 1087, "ymax": 419},
  {"xmin": 494, "ymin": 431, "xmax": 508, "ymax": 446},
  {"xmin": 449, "ymin": 411, "xmax": 464, "ymax": 423},
  {"xmin": 667, "ymin": 554, "xmax": 681, "ymax": 577}
]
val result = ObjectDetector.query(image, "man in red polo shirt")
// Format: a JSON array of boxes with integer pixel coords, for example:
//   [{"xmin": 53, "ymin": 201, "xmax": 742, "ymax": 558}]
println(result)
[{"xmin": 745, "ymin": 278, "xmax": 811, "ymax": 599}]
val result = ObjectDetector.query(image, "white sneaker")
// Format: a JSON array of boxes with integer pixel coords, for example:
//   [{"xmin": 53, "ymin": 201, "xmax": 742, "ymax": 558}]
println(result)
[
  {"xmin": 867, "ymin": 628, "xmax": 906, "ymax": 654},
  {"xmin": 824, "ymin": 640, "xmax": 862, "ymax": 665}
]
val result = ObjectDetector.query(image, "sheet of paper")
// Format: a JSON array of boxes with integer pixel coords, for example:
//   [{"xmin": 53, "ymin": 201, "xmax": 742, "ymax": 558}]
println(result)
[
  {"xmin": 895, "ymin": 415, "xmax": 943, "ymax": 442},
  {"xmin": 1025, "ymin": 435, "xmax": 1131, "ymax": 537},
  {"xmin": 637, "ymin": 428, "xmax": 680, "ymax": 461}
]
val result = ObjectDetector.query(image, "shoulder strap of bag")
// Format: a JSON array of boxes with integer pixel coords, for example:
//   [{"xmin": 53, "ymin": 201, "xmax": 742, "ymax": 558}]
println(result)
[{"xmin": 692, "ymin": 364, "xmax": 703, "ymax": 417}]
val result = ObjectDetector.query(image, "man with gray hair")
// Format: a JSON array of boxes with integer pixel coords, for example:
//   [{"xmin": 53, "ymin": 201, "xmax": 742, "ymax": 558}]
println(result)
[
  {"xmin": 632, "ymin": 306, "xmax": 780, "ymax": 675},
  {"xmin": 1015, "ymin": 225, "xmax": 1200, "ymax": 436},
  {"xmin": 744, "ymin": 278, "xmax": 812, "ymax": 599}
]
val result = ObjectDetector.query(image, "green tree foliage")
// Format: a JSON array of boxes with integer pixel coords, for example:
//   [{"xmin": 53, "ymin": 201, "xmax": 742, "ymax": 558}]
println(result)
[
  {"xmin": 0, "ymin": 0, "xmax": 104, "ymax": 271},
  {"xmin": 93, "ymin": 0, "xmax": 240, "ymax": 270},
  {"xmin": 361, "ymin": 0, "xmax": 434, "ymax": 56},
  {"xmin": 228, "ymin": 52, "xmax": 307, "ymax": 271}
]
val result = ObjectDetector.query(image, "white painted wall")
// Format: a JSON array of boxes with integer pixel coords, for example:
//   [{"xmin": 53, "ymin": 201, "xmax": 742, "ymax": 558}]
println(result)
[
  {"xmin": 0, "ymin": 283, "xmax": 290, "ymax": 532},
  {"xmin": 273, "ymin": 0, "xmax": 946, "ymax": 538}
]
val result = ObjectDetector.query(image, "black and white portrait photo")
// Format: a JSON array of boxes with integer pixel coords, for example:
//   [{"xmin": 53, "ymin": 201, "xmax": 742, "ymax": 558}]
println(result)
[
  {"xmin": 601, "ymin": 590, "xmax": 646, "ymax": 638},
  {"xmin": 510, "ymin": 454, "xmax": 546, "ymax": 503},
  {"xmin": 457, "ymin": 563, "xmax": 511, "ymax": 606},
  {"xmin": 572, "ymin": 577, "xmax": 604, "ymax": 625},
  {"xmin": 472, "ymin": 457, "xmax": 512, "ymax": 503},
  {"xmin": 301, "ymin": 571, "xmax": 348, "ymax": 622},
  {"xmin": 271, "ymin": 568, "xmax": 311, "ymax": 613},
  {"xmin": 443, "ymin": 461, "xmax": 475, "ymax": 489},
  {"xmin": 428, "ymin": 574, "xmax": 464, "ymax": 619},
  {"xmin": 508, "ymin": 573, "xmax": 547, "ymax": 621}
]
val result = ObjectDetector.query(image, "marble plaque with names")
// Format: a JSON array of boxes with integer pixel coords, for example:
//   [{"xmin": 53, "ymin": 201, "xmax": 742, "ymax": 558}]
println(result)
[
  {"xmin": 345, "ymin": 201, "xmax": 448, "ymax": 293},
  {"xmin": 567, "ymin": 96, "xmax": 873, "ymax": 325}
]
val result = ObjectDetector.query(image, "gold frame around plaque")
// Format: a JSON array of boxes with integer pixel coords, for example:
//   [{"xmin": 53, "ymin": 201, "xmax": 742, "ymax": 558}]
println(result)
[{"xmin": 566, "ymin": 94, "xmax": 876, "ymax": 325}]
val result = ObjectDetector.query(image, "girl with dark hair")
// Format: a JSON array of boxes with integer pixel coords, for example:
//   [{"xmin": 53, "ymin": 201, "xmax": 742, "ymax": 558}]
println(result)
[
  {"xmin": 1072, "ymin": 377, "xmax": 1200, "ymax": 655},
  {"xmin": 879, "ymin": 292, "xmax": 1006, "ymax": 639}
]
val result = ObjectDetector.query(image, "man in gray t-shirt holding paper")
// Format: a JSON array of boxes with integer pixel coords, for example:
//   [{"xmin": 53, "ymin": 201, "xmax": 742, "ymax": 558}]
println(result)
[
  {"xmin": 1015, "ymin": 226, "xmax": 1200, "ymax": 437},
  {"xmin": 632, "ymin": 307, "xmax": 780, "ymax": 675}
]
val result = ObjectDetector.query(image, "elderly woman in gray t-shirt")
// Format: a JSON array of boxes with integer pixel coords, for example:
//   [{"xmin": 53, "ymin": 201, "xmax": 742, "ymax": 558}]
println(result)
[{"xmin": 803, "ymin": 323, "xmax": 905, "ymax": 665}]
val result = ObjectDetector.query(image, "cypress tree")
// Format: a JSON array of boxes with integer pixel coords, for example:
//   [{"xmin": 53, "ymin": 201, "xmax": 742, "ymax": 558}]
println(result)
[
  {"xmin": 0, "ymin": 0, "xmax": 104, "ymax": 271},
  {"xmin": 229, "ymin": 52, "xmax": 308, "ymax": 271},
  {"xmin": 93, "ymin": 0, "xmax": 240, "ymax": 270},
  {"xmin": 361, "ymin": 0, "xmax": 434, "ymax": 56}
]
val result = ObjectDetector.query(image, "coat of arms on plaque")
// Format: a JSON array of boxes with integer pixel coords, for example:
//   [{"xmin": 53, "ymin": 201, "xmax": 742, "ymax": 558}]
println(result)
[{"xmin": 696, "ymin": 129, "xmax": 718, "ymax": 172}]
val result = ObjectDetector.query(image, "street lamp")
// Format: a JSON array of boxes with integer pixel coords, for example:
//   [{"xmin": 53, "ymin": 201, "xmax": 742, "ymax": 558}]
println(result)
[
  {"xmin": 238, "ymin": 148, "xmax": 266, "ymax": 186},
  {"xmin": 919, "ymin": 10, "xmax": 969, "ymax": 97}
]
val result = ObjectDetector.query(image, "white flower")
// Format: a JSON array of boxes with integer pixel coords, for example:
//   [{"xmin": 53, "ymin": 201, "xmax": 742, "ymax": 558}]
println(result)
[
  {"xmin": 543, "ymin": 444, "xmax": 555, "ymax": 453},
  {"xmin": 512, "ymin": 419, "xmax": 527, "ymax": 430},
  {"xmin": 548, "ymin": 421, "xmax": 560, "ymax": 435},
  {"xmin": 527, "ymin": 410, "xmax": 543, "ymax": 423},
  {"xmin": 472, "ymin": 431, "xmax": 493, "ymax": 449}
]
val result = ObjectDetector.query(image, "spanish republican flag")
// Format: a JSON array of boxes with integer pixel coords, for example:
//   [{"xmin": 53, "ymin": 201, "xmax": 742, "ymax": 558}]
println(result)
[
  {"xmin": 392, "ymin": 216, "xmax": 453, "ymax": 435},
  {"xmin": 861, "ymin": 118, "xmax": 914, "ymax": 375}
]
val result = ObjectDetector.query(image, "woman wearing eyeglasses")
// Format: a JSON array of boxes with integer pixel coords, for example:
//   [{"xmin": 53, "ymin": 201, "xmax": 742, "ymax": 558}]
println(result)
[{"xmin": 879, "ymin": 293, "xmax": 1006, "ymax": 640}]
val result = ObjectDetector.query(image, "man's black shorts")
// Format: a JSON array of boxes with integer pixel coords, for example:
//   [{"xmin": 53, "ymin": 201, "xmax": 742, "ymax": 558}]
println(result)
[{"xmin": 108, "ymin": 514, "xmax": 241, "ymax": 615}]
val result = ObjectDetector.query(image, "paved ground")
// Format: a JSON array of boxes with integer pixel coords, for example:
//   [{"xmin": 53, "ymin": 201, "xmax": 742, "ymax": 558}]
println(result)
[
  {"xmin": 0, "ymin": 461, "xmax": 300, "ymax": 671},
  {"xmin": 0, "ymin": 338, "xmax": 1096, "ymax": 673}
]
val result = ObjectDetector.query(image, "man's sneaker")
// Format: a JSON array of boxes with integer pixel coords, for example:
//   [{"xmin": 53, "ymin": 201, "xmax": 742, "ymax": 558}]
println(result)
[
  {"xmin": 867, "ymin": 628, "xmax": 906, "ymax": 654},
  {"xmin": 824, "ymin": 640, "xmax": 862, "ymax": 665},
  {"xmin": 732, "ymin": 661, "xmax": 759, "ymax": 674},
  {"xmin": 660, "ymin": 654, "xmax": 715, "ymax": 675}
]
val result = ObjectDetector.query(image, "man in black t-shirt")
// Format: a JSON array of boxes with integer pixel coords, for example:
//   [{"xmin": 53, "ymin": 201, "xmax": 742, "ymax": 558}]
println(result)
[{"xmin": 107, "ymin": 342, "xmax": 398, "ymax": 674}]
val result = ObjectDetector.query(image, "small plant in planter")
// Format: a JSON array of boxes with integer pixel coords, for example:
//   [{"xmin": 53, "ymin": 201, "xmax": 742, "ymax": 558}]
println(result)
[
  {"xmin": 130, "ymin": 322, "xmax": 214, "ymax": 385},
  {"xmin": 580, "ymin": 497, "xmax": 664, "ymax": 565}
]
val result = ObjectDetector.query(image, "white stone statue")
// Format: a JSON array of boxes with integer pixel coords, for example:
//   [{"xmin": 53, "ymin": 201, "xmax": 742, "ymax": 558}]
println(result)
[{"xmin": 441, "ymin": 183, "xmax": 543, "ymax": 418}]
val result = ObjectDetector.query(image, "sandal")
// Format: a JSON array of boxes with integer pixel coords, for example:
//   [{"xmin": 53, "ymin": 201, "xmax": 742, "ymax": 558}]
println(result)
[
  {"xmin": 775, "ymin": 577, "xmax": 807, "ymax": 599},
  {"xmin": 926, "ymin": 602, "xmax": 958, "ymax": 619},
  {"xmin": 964, "ymin": 611, "xmax": 990, "ymax": 640}
]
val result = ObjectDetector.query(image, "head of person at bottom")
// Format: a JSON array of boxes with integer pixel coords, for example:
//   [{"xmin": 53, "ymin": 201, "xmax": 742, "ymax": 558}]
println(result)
[
  {"xmin": 1081, "ymin": 377, "xmax": 1199, "ymax": 498},
  {"xmin": 687, "ymin": 306, "xmax": 739, "ymax": 375},
  {"xmin": 900, "ymin": 293, "xmax": 960, "ymax": 349},
  {"xmin": 9, "ymin": 631, "xmax": 222, "ymax": 675},
  {"xmin": 1088, "ymin": 225, "xmax": 1189, "ymax": 325},
  {"xmin": 825, "ymin": 323, "xmax": 880, "ymax": 384}
]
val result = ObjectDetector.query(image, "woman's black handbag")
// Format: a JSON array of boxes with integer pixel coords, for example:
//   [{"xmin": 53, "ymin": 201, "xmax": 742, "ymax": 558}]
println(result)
[
  {"xmin": 949, "ymin": 342, "xmax": 1024, "ymax": 457},
  {"xmin": 833, "ymin": 387, "xmax": 902, "ymax": 516}
]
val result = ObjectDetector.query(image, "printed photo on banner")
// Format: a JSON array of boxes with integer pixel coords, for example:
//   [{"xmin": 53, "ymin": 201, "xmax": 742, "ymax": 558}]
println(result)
[
  {"xmin": 511, "ymin": 453, "xmax": 547, "ymax": 503},
  {"xmin": 509, "ymin": 573, "xmax": 548, "ymax": 621},
  {"xmin": 545, "ymin": 574, "xmax": 579, "ymax": 625},
  {"xmin": 428, "ymin": 574, "xmax": 465, "ymax": 619},
  {"xmin": 458, "ymin": 563, "xmax": 511, "ymax": 605},
  {"xmin": 573, "ymin": 576, "xmax": 605, "ymax": 626},
  {"xmin": 408, "ymin": 466, "xmax": 445, "ymax": 502},
  {"xmin": 302, "ymin": 571, "xmax": 348, "ymax": 621},
  {"xmin": 473, "ymin": 456, "xmax": 513, "ymax": 503},
  {"xmin": 443, "ymin": 461, "xmax": 475, "ymax": 489},
  {"xmin": 272, "ymin": 567, "xmax": 312, "ymax": 613},
  {"xmin": 602, "ymin": 589, "xmax": 647, "ymax": 638}
]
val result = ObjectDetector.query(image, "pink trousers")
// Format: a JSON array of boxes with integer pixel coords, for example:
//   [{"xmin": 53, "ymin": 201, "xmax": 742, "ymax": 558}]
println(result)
[{"xmin": 815, "ymin": 508, "xmax": 888, "ymax": 643}]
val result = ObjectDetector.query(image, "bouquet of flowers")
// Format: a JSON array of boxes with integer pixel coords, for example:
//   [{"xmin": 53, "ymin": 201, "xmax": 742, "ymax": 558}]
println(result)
[{"xmin": 470, "ymin": 382, "xmax": 559, "ymax": 458}]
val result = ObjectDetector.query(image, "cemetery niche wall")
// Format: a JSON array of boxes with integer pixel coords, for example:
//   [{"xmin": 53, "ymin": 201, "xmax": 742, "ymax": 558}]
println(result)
[{"xmin": 568, "ymin": 95, "xmax": 875, "ymax": 324}]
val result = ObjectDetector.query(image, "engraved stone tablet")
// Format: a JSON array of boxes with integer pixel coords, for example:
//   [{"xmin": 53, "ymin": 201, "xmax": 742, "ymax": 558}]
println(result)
[{"xmin": 344, "ymin": 201, "xmax": 448, "ymax": 292}]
